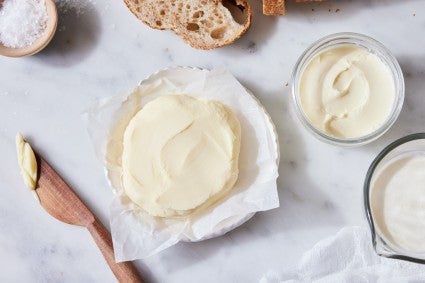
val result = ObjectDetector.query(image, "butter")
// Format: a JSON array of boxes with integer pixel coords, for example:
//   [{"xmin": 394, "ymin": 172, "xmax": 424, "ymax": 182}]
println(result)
[
  {"xmin": 121, "ymin": 95, "xmax": 241, "ymax": 217},
  {"xmin": 299, "ymin": 46, "xmax": 395, "ymax": 138},
  {"xmin": 16, "ymin": 133, "xmax": 38, "ymax": 190}
]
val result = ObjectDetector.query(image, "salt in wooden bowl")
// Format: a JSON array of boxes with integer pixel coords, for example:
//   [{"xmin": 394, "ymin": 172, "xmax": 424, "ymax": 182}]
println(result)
[{"xmin": 0, "ymin": 0, "xmax": 58, "ymax": 57}]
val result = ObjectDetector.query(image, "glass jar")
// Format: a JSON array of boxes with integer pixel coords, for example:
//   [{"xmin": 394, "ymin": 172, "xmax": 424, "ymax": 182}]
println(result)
[
  {"xmin": 291, "ymin": 32, "xmax": 405, "ymax": 146},
  {"xmin": 364, "ymin": 133, "xmax": 425, "ymax": 263}
]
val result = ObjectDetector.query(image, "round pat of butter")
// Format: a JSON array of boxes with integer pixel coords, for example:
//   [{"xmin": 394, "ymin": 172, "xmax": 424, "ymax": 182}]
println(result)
[{"xmin": 121, "ymin": 95, "xmax": 241, "ymax": 217}]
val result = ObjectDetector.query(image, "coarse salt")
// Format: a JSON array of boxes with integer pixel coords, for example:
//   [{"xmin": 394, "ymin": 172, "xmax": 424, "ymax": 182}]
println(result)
[{"xmin": 0, "ymin": 0, "xmax": 48, "ymax": 48}]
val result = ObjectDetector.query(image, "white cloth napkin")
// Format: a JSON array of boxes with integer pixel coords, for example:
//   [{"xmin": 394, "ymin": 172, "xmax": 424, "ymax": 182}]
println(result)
[{"xmin": 261, "ymin": 227, "xmax": 425, "ymax": 283}]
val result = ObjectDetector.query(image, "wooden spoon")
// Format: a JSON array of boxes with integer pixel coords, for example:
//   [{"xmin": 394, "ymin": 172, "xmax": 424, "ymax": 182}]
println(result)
[
  {"xmin": 0, "ymin": 0, "xmax": 58, "ymax": 57},
  {"xmin": 35, "ymin": 153, "xmax": 143, "ymax": 283}
]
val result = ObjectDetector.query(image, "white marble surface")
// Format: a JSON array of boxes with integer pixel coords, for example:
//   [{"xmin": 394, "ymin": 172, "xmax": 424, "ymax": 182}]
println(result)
[{"xmin": 1, "ymin": 0, "xmax": 424, "ymax": 282}]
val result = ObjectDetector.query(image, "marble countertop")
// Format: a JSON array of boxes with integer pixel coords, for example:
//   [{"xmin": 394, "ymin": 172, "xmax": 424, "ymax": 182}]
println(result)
[{"xmin": 1, "ymin": 0, "xmax": 424, "ymax": 282}]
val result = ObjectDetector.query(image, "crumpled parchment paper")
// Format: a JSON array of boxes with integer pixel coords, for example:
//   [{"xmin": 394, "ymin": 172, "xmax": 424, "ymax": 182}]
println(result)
[{"xmin": 83, "ymin": 67, "xmax": 280, "ymax": 262}]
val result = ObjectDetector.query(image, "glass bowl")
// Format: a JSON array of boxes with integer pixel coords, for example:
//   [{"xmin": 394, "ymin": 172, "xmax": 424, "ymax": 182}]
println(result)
[
  {"xmin": 291, "ymin": 32, "xmax": 405, "ymax": 146},
  {"xmin": 364, "ymin": 133, "xmax": 425, "ymax": 263}
]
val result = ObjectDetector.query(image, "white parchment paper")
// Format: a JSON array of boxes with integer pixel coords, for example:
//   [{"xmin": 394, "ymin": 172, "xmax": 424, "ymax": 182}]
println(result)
[{"xmin": 83, "ymin": 67, "xmax": 279, "ymax": 262}]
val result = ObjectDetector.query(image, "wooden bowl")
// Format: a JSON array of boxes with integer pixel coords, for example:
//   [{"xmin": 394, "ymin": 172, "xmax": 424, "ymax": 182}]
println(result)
[{"xmin": 0, "ymin": 0, "xmax": 58, "ymax": 57}]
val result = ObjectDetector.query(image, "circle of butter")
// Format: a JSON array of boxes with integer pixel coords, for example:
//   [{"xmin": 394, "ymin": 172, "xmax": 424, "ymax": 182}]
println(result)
[
  {"xmin": 121, "ymin": 95, "xmax": 241, "ymax": 217},
  {"xmin": 299, "ymin": 46, "xmax": 395, "ymax": 138}
]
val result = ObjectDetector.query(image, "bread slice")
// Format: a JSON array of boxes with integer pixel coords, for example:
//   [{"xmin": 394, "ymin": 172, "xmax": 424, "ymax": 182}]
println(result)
[
  {"xmin": 263, "ymin": 0, "xmax": 285, "ymax": 16},
  {"xmin": 124, "ymin": 0, "xmax": 252, "ymax": 50}
]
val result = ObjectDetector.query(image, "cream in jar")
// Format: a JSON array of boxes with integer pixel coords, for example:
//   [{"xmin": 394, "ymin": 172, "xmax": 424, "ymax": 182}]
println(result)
[
  {"xmin": 370, "ymin": 153, "xmax": 425, "ymax": 253},
  {"xmin": 298, "ymin": 46, "xmax": 395, "ymax": 138}
]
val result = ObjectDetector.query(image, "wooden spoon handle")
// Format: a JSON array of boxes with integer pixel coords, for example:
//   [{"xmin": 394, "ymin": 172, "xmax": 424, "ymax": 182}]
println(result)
[{"xmin": 87, "ymin": 220, "xmax": 144, "ymax": 283}]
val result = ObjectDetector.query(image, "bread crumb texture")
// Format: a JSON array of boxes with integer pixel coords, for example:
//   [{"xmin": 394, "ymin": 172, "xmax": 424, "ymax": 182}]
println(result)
[{"xmin": 124, "ymin": 0, "xmax": 252, "ymax": 49}]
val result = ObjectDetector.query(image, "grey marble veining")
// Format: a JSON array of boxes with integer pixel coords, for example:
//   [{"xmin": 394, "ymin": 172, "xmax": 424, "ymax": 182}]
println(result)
[{"xmin": 1, "ymin": 0, "xmax": 424, "ymax": 282}]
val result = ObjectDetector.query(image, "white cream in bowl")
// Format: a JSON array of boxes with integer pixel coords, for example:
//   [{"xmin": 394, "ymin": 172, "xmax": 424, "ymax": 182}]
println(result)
[
  {"xmin": 370, "ymin": 152, "xmax": 425, "ymax": 253},
  {"xmin": 298, "ymin": 46, "xmax": 395, "ymax": 139}
]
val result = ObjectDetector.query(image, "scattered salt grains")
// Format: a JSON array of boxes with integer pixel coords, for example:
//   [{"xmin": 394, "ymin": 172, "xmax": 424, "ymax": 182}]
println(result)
[{"xmin": 0, "ymin": 0, "xmax": 48, "ymax": 48}]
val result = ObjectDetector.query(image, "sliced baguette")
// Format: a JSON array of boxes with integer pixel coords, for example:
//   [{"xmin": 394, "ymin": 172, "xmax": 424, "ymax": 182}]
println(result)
[
  {"xmin": 263, "ymin": 0, "xmax": 285, "ymax": 16},
  {"xmin": 124, "ymin": 0, "xmax": 252, "ymax": 50}
]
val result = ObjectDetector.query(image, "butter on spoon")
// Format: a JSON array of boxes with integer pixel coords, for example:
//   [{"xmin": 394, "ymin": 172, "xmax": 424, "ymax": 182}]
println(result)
[{"xmin": 16, "ymin": 133, "xmax": 39, "ymax": 200}]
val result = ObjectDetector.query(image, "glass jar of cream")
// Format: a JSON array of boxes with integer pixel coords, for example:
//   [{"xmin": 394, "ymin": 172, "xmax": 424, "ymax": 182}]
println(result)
[
  {"xmin": 291, "ymin": 32, "xmax": 404, "ymax": 146},
  {"xmin": 364, "ymin": 133, "xmax": 425, "ymax": 263}
]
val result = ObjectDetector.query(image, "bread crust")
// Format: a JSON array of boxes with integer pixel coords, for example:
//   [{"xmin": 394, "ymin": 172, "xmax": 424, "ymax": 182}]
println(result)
[
  {"xmin": 263, "ymin": 0, "xmax": 285, "ymax": 16},
  {"xmin": 123, "ymin": 0, "xmax": 252, "ymax": 50}
]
